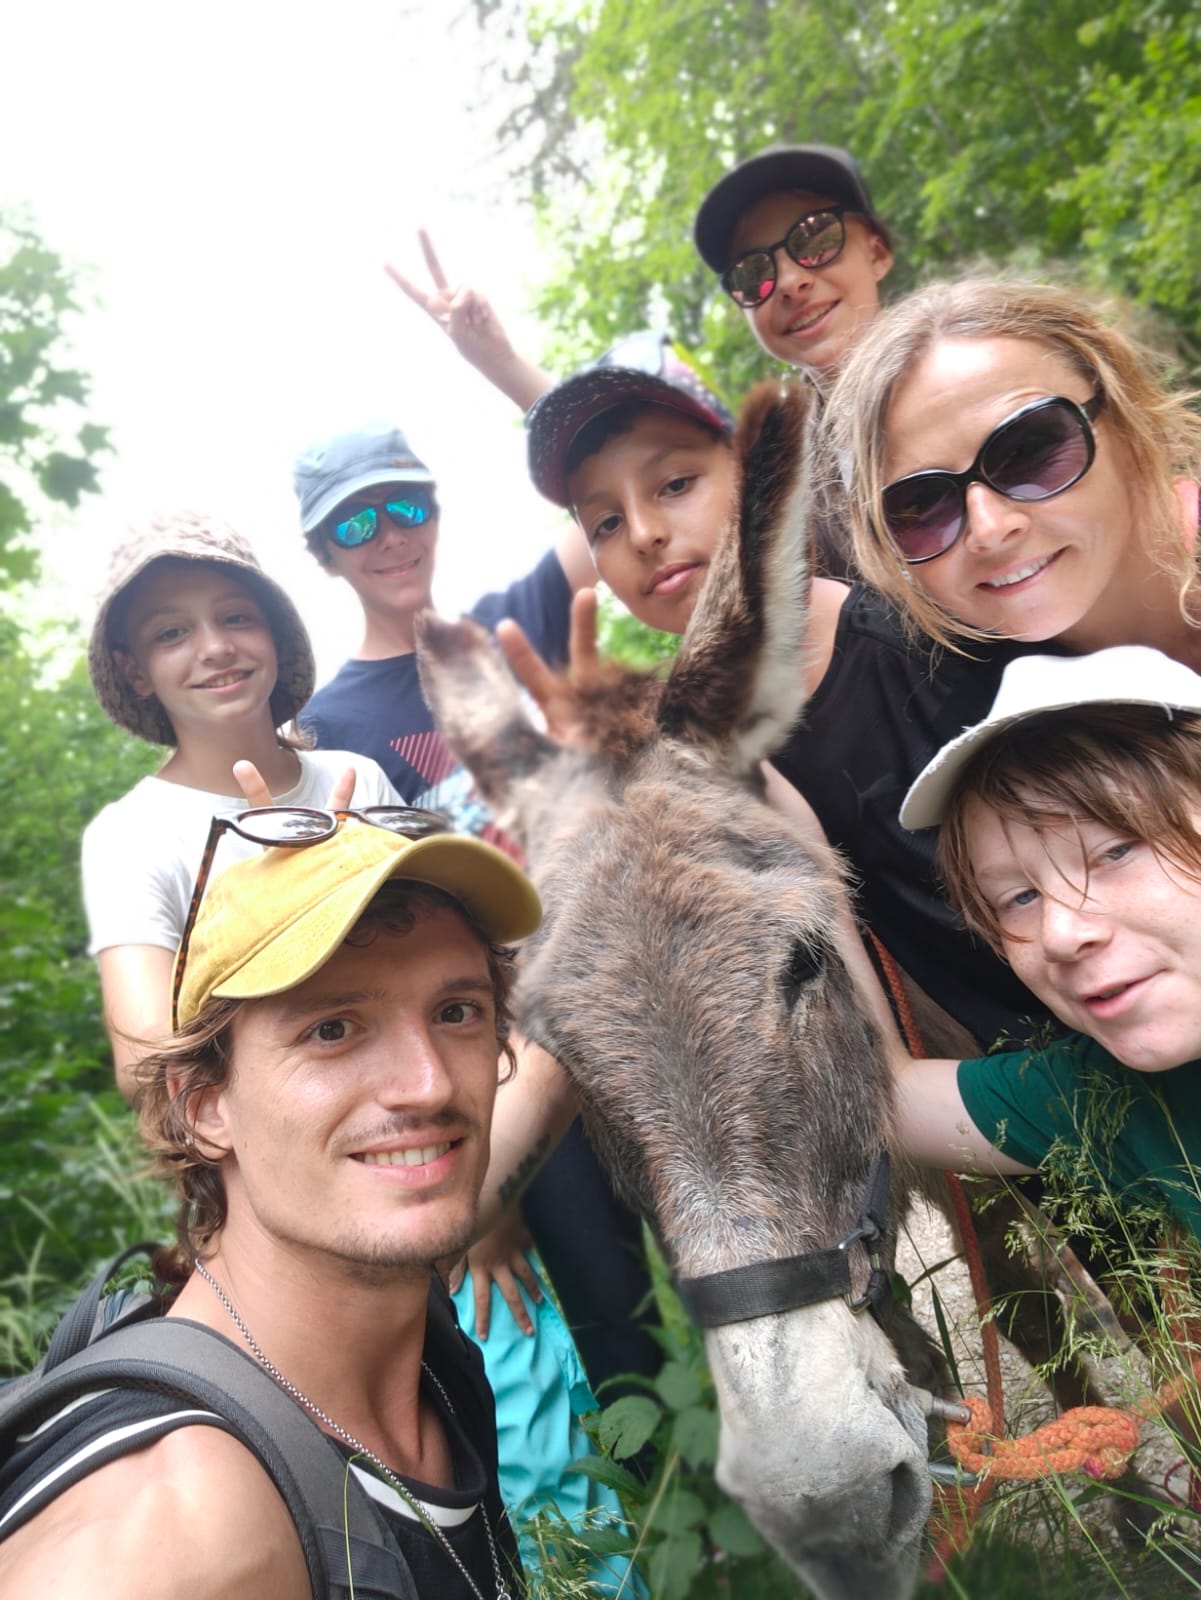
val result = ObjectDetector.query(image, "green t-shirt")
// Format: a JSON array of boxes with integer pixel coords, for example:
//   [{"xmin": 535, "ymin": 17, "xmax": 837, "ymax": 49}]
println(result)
[{"xmin": 957, "ymin": 1033, "xmax": 1201, "ymax": 1239}]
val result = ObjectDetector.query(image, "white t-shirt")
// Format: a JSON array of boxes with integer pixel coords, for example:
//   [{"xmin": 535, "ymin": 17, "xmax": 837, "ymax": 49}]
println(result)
[{"xmin": 81, "ymin": 750, "xmax": 402, "ymax": 956}]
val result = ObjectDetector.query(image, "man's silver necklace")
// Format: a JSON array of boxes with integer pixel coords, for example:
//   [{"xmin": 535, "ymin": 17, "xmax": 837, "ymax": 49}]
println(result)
[{"xmin": 192, "ymin": 1258, "xmax": 511, "ymax": 1600}]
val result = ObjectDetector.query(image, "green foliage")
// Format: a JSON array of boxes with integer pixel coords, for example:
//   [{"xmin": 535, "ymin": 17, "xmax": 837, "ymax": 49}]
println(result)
[
  {"xmin": 477, "ymin": 0, "xmax": 1201, "ymax": 392},
  {"xmin": 563, "ymin": 1236, "xmax": 806, "ymax": 1598},
  {"xmin": 596, "ymin": 588, "xmax": 680, "ymax": 671},
  {"xmin": 0, "ymin": 615, "xmax": 161, "ymax": 1367},
  {"xmin": 526, "ymin": 1215, "xmax": 1201, "ymax": 1597},
  {"xmin": 0, "ymin": 213, "xmax": 113, "ymax": 581}
]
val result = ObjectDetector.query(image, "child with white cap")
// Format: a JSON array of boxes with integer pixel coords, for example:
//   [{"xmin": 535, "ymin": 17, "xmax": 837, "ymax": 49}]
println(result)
[{"xmin": 894, "ymin": 644, "xmax": 1201, "ymax": 1237}]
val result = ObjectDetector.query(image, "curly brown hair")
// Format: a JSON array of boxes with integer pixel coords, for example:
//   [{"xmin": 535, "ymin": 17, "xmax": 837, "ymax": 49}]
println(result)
[{"xmin": 136, "ymin": 881, "xmax": 519, "ymax": 1256}]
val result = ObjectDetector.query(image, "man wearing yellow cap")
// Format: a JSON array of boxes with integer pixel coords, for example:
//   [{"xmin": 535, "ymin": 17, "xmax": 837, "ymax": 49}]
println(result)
[{"xmin": 0, "ymin": 812, "xmax": 540, "ymax": 1600}]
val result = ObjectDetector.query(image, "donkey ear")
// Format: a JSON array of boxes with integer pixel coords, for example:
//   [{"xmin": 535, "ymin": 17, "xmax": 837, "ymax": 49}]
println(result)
[
  {"xmin": 657, "ymin": 381, "xmax": 815, "ymax": 772},
  {"xmin": 414, "ymin": 611, "xmax": 559, "ymax": 828}
]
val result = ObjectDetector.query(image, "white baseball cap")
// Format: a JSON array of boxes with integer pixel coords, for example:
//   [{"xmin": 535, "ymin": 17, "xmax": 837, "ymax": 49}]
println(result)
[{"xmin": 900, "ymin": 645, "xmax": 1201, "ymax": 830}]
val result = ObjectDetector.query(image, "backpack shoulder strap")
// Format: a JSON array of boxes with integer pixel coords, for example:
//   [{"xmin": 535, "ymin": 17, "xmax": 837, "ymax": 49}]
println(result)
[
  {"xmin": 42, "ymin": 1241, "xmax": 165, "ymax": 1370},
  {"xmin": 5, "ymin": 1318, "xmax": 416, "ymax": 1600}
]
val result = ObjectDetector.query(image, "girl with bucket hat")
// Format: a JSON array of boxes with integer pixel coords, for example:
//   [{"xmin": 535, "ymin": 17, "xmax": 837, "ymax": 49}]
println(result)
[{"xmin": 82, "ymin": 510, "xmax": 401, "ymax": 1099}]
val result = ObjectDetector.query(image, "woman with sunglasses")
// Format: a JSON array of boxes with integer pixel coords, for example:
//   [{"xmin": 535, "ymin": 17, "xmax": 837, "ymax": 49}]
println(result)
[
  {"xmin": 82, "ymin": 512, "xmax": 401, "ymax": 1102},
  {"xmin": 503, "ymin": 277, "xmax": 1200, "ymax": 1059}
]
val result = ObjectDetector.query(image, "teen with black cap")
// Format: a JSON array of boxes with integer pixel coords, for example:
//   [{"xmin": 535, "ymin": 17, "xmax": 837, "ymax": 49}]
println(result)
[{"xmin": 693, "ymin": 142, "xmax": 893, "ymax": 379}]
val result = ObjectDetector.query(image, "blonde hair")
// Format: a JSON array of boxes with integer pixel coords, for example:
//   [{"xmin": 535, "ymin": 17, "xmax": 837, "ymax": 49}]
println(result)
[
  {"xmin": 825, "ymin": 278, "xmax": 1201, "ymax": 651},
  {"xmin": 939, "ymin": 705, "xmax": 1201, "ymax": 954}
]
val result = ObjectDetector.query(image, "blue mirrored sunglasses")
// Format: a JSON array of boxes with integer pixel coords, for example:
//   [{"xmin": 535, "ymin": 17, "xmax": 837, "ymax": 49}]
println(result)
[{"xmin": 330, "ymin": 494, "xmax": 437, "ymax": 548}]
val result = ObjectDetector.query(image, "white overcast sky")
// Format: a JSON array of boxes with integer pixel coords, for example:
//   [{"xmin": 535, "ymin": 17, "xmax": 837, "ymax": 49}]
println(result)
[{"xmin": 4, "ymin": 0, "xmax": 571, "ymax": 680}]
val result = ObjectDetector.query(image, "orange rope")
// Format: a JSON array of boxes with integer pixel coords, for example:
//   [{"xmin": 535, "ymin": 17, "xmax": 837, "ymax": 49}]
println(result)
[{"xmin": 946, "ymin": 1393, "xmax": 1139, "ymax": 1481}]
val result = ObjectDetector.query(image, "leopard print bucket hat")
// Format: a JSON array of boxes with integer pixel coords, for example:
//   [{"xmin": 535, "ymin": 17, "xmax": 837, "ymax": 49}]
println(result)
[{"xmin": 88, "ymin": 511, "xmax": 316, "ymax": 745}]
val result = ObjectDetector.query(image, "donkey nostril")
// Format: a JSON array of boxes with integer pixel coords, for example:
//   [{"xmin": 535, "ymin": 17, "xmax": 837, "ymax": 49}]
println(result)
[{"xmin": 887, "ymin": 1460, "xmax": 925, "ymax": 1544}]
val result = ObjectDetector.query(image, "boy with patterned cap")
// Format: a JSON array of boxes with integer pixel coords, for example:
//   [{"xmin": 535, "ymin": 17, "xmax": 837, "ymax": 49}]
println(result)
[
  {"xmin": 294, "ymin": 420, "xmax": 593, "ymax": 832},
  {"xmin": 82, "ymin": 511, "xmax": 400, "ymax": 1099},
  {"xmin": 0, "ymin": 814, "xmax": 540, "ymax": 1597},
  {"xmin": 523, "ymin": 330, "xmax": 735, "ymax": 637}
]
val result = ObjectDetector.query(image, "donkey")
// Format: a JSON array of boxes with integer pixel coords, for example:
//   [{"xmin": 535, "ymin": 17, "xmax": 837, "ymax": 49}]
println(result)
[{"xmin": 416, "ymin": 385, "xmax": 935, "ymax": 1600}]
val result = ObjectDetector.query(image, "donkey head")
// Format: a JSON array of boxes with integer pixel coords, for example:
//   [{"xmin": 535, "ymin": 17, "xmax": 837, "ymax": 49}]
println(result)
[{"xmin": 417, "ymin": 384, "xmax": 931, "ymax": 1600}]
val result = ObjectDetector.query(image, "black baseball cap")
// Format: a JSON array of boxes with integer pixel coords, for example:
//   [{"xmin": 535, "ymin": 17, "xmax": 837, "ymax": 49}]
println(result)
[{"xmin": 693, "ymin": 144, "xmax": 886, "ymax": 273}]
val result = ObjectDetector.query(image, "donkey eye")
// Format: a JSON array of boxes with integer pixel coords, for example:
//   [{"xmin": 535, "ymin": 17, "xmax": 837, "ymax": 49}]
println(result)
[{"xmin": 780, "ymin": 937, "xmax": 825, "ymax": 1009}]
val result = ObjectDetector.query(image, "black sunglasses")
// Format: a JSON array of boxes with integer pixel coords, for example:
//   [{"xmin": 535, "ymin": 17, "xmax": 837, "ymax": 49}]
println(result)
[
  {"xmin": 171, "ymin": 806, "xmax": 450, "ymax": 1028},
  {"xmin": 721, "ymin": 207, "xmax": 863, "ymax": 309},
  {"xmin": 328, "ymin": 491, "xmax": 438, "ymax": 549},
  {"xmin": 880, "ymin": 392, "xmax": 1106, "ymax": 565}
]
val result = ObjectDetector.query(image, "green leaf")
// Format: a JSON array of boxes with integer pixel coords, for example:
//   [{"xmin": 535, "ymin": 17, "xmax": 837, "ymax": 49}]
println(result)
[
  {"xmin": 655, "ymin": 1358, "xmax": 703, "ymax": 1409},
  {"xmin": 595, "ymin": 1392, "xmax": 663, "ymax": 1459},
  {"xmin": 562, "ymin": 1452, "xmax": 648, "ymax": 1499},
  {"xmin": 653, "ymin": 1486, "xmax": 707, "ymax": 1536},
  {"xmin": 707, "ymin": 1500, "xmax": 766, "ymax": 1557},
  {"xmin": 670, "ymin": 1404, "xmax": 719, "ymax": 1466},
  {"xmin": 648, "ymin": 1529, "xmax": 704, "ymax": 1600}
]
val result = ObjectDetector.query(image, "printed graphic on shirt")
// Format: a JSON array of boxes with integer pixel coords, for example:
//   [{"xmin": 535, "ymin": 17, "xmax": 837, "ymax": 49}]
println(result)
[
  {"xmin": 390, "ymin": 729, "xmax": 459, "ymax": 793},
  {"xmin": 415, "ymin": 765, "xmax": 523, "ymax": 863}
]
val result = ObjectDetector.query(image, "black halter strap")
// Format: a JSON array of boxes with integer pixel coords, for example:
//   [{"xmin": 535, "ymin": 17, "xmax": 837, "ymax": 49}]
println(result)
[{"xmin": 675, "ymin": 1151, "xmax": 893, "ymax": 1329}]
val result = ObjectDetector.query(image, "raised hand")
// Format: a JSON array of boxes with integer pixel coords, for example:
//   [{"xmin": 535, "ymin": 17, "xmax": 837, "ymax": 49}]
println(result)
[
  {"xmin": 385, "ymin": 229, "xmax": 553, "ymax": 411},
  {"xmin": 387, "ymin": 229, "xmax": 515, "ymax": 367},
  {"xmin": 496, "ymin": 589, "xmax": 602, "ymax": 747},
  {"xmin": 233, "ymin": 760, "xmax": 357, "ymax": 812}
]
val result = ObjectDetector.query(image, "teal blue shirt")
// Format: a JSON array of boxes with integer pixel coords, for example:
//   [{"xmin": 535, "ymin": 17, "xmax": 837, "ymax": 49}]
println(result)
[{"xmin": 957, "ymin": 1033, "xmax": 1201, "ymax": 1239}]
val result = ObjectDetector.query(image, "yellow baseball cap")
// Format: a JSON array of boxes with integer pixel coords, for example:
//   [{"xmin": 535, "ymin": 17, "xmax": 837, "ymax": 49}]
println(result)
[{"xmin": 174, "ymin": 819, "xmax": 541, "ymax": 1028}]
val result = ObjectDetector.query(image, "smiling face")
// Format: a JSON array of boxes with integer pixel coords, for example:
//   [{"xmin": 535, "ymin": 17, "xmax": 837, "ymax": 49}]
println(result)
[
  {"xmin": 966, "ymin": 798, "xmax": 1201, "ymax": 1071},
  {"xmin": 882, "ymin": 336, "xmax": 1155, "ymax": 649},
  {"xmin": 320, "ymin": 483, "xmax": 439, "ymax": 621},
  {"xmin": 566, "ymin": 407, "xmax": 737, "ymax": 635},
  {"xmin": 114, "ymin": 559, "xmax": 278, "ymax": 738},
  {"xmin": 195, "ymin": 903, "xmax": 501, "ymax": 1279},
  {"xmin": 728, "ymin": 189, "xmax": 892, "ymax": 375}
]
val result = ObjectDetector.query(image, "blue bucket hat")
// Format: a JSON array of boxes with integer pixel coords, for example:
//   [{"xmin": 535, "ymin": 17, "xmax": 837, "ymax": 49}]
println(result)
[
  {"xmin": 525, "ymin": 331, "xmax": 734, "ymax": 509},
  {"xmin": 293, "ymin": 422, "xmax": 435, "ymax": 534}
]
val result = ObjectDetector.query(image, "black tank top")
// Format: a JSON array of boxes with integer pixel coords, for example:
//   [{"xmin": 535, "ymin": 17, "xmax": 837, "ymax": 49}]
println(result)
[{"xmin": 772, "ymin": 582, "xmax": 1068, "ymax": 1049}]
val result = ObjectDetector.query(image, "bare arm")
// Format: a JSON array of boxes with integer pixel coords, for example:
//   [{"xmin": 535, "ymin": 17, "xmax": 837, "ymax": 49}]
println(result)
[
  {"xmin": 802, "ymin": 576, "xmax": 851, "ymax": 697},
  {"xmin": 0, "ymin": 1427, "xmax": 309, "ymax": 1599},
  {"xmin": 97, "ymin": 944, "xmax": 176, "ymax": 1102},
  {"xmin": 894, "ymin": 1057, "xmax": 1033, "ymax": 1176},
  {"xmin": 387, "ymin": 229, "xmax": 554, "ymax": 412},
  {"xmin": 474, "ymin": 1036, "xmax": 579, "ymax": 1238},
  {"xmin": 96, "ymin": 764, "xmax": 362, "ymax": 1104}
]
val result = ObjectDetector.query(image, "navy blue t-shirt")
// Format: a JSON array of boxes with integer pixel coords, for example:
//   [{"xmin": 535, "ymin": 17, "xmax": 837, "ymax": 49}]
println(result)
[{"xmin": 301, "ymin": 552, "xmax": 571, "ymax": 848}]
